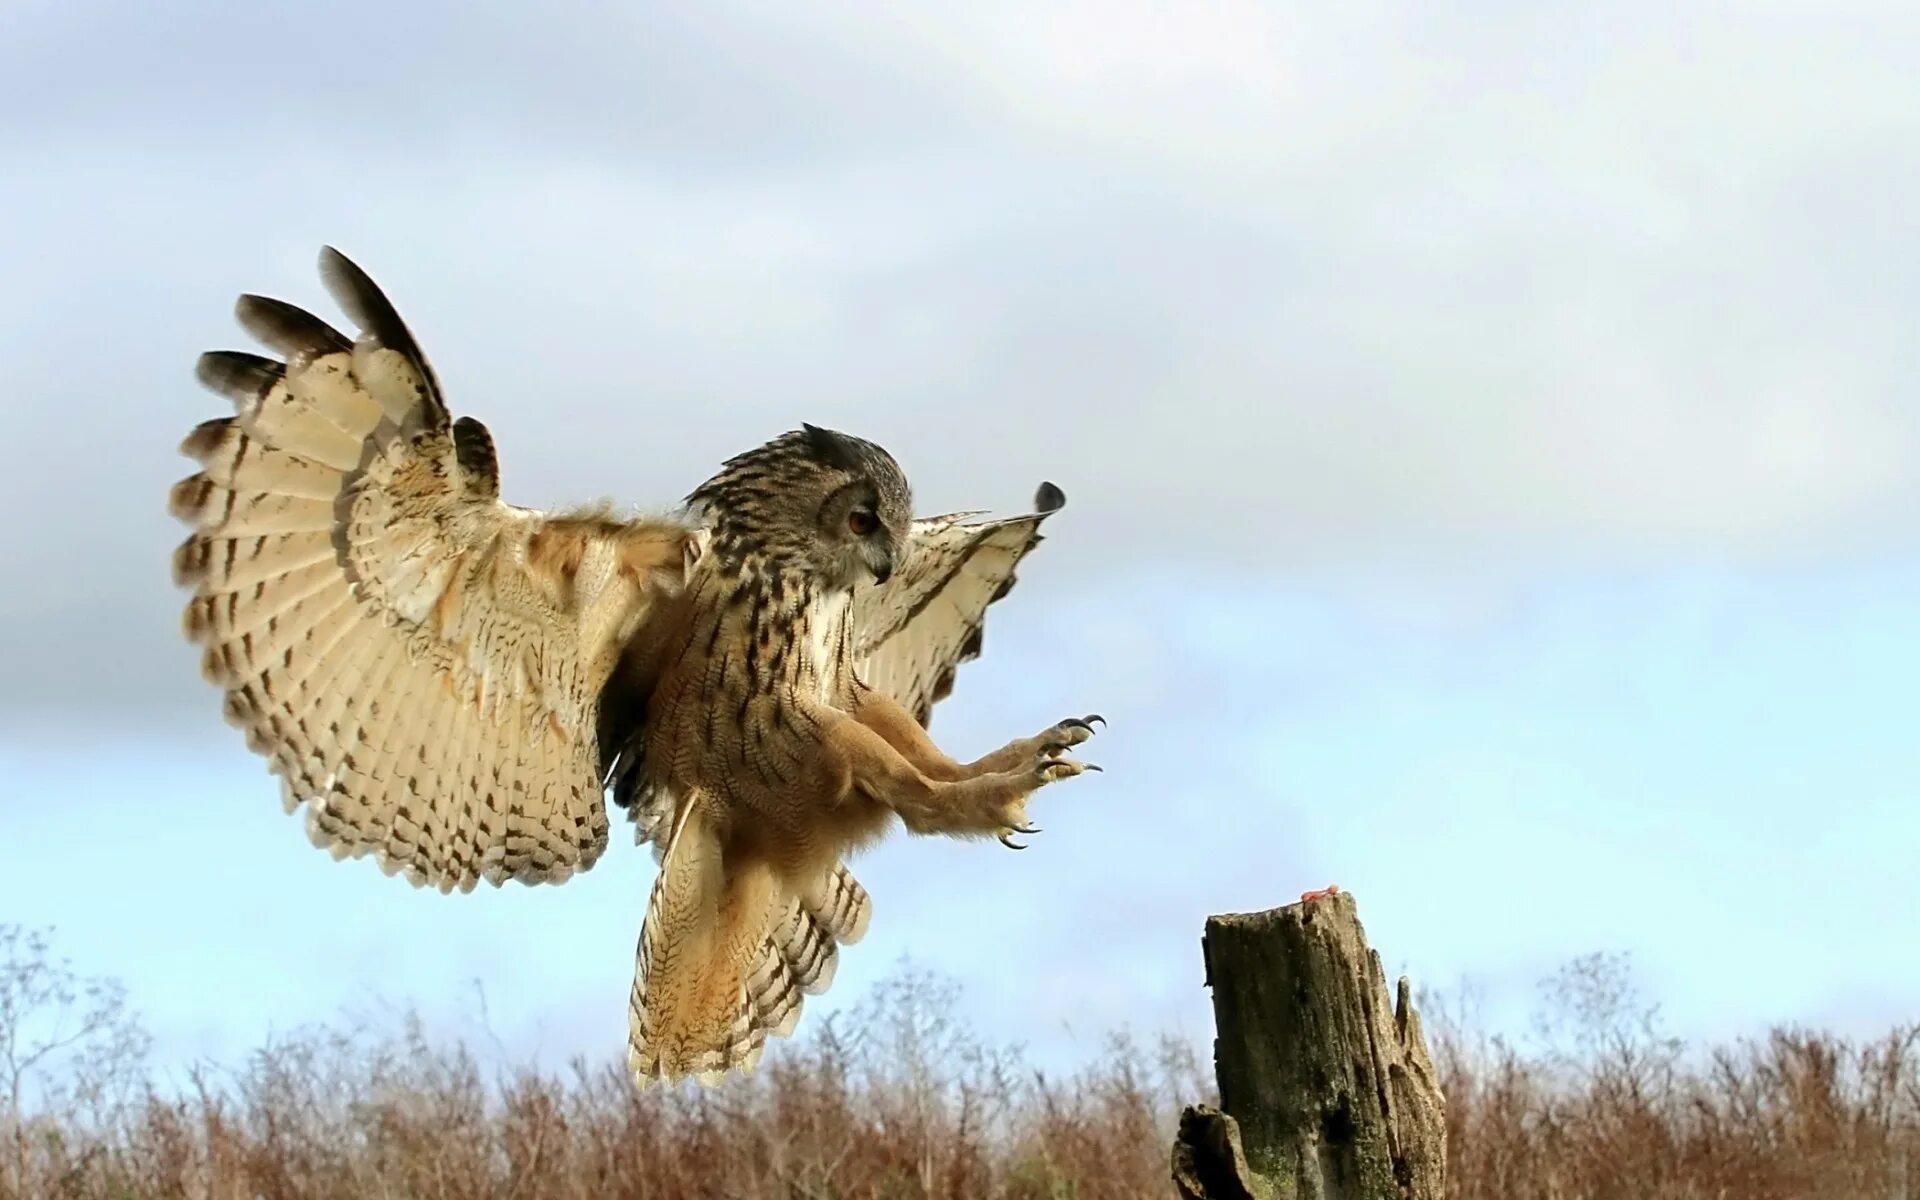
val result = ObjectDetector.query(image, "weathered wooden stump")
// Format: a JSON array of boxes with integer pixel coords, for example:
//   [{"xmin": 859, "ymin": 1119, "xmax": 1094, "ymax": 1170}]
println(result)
[{"xmin": 1171, "ymin": 892, "xmax": 1446, "ymax": 1200}]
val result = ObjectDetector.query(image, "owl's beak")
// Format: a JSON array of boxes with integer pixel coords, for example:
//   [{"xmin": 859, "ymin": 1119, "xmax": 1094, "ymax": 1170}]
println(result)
[{"xmin": 870, "ymin": 548, "xmax": 895, "ymax": 585}]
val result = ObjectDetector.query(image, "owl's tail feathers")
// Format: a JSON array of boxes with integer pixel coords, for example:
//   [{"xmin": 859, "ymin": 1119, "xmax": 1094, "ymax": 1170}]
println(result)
[
  {"xmin": 804, "ymin": 861, "xmax": 872, "ymax": 949},
  {"xmin": 627, "ymin": 817, "xmax": 870, "ymax": 1087}
]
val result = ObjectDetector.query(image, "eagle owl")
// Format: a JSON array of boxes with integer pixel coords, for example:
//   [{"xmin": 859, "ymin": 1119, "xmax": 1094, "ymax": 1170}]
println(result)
[{"xmin": 167, "ymin": 249, "xmax": 1102, "ymax": 1084}]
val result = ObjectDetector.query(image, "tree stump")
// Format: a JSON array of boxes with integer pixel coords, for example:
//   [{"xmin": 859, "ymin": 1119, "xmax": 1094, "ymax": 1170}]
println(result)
[{"xmin": 1171, "ymin": 892, "xmax": 1447, "ymax": 1200}]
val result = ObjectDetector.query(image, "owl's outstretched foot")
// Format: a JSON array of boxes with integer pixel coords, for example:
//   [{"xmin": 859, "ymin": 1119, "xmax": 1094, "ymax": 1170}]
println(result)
[
  {"xmin": 994, "ymin": 747, "xmax": 1098, "ymax": 849},
  {"xmin": 970, "ymin": 714, "xmax": 1104, "ymax": 779}
]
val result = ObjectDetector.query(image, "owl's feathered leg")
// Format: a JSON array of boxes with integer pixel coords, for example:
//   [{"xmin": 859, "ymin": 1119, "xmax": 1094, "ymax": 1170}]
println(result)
[
  {"xmin": 820, "ymin": 704, "xmax": 1095, "ymax": 840},
  {"xmin": 847, "ymin": 687, "xmax": 970, "ymax": 780},
  {"xmin": 850, "ymin": 686, "xmax": 1102, "ymax": 783}
]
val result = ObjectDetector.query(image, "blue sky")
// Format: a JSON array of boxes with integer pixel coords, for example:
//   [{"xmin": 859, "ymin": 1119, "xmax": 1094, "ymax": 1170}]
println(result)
[{"xmin": 2, "ymin": 0, "xmax": 1918, "ymax": 1079}]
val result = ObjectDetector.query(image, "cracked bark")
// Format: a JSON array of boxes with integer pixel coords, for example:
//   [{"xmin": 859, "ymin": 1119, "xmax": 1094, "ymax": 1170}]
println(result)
[{"xmin": 1172, "ymin": 892, "xmax": 1446, "ymax": 1200}]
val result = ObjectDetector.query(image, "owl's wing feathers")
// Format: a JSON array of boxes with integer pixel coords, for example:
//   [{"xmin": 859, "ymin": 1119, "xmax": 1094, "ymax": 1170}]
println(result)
[
  {"xmin": 170, "ymin": 247, "xmax": 698, "ymax": 893},
  {"xmin": 853, "ymin": 482, "xmax": 1066, "ymax": 725}
]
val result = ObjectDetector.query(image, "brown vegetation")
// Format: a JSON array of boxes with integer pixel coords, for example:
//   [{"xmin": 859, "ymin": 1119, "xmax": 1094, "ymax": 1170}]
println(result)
[
  {"xmin": 1433, "ymin": 953, "xmax": 1920, "ymax": 1200},
  {"xmin": 4, "ymin": 930, "xmax": 1916, "ymax": 1199}
]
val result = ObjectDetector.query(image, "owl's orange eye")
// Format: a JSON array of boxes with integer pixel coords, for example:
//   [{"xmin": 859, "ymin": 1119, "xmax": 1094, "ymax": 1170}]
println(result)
[{"xmin": 848, "ymin": 509, "xmax": 879, "ymax": 536}]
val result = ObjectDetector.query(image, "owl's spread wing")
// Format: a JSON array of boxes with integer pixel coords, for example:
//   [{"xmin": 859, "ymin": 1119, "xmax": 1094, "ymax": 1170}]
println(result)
[
  {"xmin": 169, "ymin": 247, "xmax": 698, "ymax": 892},
  {"xmin": 852, "ymin": 483, "xmax": 1066, "ymax": 725}
]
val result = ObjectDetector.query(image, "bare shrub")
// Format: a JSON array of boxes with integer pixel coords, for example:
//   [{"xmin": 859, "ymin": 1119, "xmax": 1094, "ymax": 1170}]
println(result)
[
  {"xmin": 0, "ymin": 925, "xmax": 149, "ymax": 1197},
  {"xmin": 1436, "ymin": 952, "xmax": 1920, "ymax": 1200},
  {"xmin": 8, "ymin": 927, "xmax": 1919, "ymax": 1200},
  {"xmin": 0, "ymin": 941, "xmax": 1195, "ymax": 1199}
]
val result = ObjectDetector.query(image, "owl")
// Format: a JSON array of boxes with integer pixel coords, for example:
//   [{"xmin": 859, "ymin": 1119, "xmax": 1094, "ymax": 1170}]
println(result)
[{"xmin": 168, "ymin": 249, "xmax": 1102, "ymax": 1084}]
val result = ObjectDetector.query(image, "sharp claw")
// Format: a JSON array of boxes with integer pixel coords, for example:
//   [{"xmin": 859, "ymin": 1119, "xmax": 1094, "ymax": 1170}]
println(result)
[
  {"xmin": 1083, "ymin": 763, "xmax": 1103, "ymax": 773},
  {"xmin": 1085, "ymin": 713, "xmax": 1106, "ymax": 729},
  {"xmin": 998, "ymin": 832, "xmax": 1029, "ymax": 850},
  {"xmin": 1009, "ymin": 821, "xmax": 1041, "ymax": 835}
]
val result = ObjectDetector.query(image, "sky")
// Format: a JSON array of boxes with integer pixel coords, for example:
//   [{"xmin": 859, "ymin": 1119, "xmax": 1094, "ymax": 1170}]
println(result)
[{"xmin": 2, "ymin": 0, "xmax": 1918, "ymax": 1081}]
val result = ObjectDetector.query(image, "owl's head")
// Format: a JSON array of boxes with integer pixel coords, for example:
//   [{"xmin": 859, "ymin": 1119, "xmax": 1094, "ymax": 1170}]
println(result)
[{"xmin": 689, "ymin": 424, "xmax": 913, "ymax": 589}]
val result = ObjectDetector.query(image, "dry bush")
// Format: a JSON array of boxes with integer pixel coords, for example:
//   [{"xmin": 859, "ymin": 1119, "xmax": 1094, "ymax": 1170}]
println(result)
[
  {"xmin": 1, "ymin": 936, "xmax": 1200, "ymax": 1200},
  {"xmin": 0, "ymin": 925, "xmax": 150, "ymax": 1198},
  {"xmin": 1435, "ymin": 952, "xmax": 1920, "ymax": 1200},
  {"xmin": 9, "ymin": 929, "xmax": 1920, "ymax": 1200}
]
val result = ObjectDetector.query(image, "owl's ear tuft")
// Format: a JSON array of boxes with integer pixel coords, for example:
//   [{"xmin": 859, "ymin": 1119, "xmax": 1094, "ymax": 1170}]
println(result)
[{"xmin": 801, "ymin": 423, "xmax": 865, "ymax": 473}]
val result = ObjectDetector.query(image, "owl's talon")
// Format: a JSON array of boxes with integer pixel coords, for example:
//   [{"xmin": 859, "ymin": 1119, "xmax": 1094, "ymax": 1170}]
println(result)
[
  {"xmin": 1047, "ymin": 715, "xmax": 1105, "ymax": 748},
  {"xmin": 998, "ymin": 832, "xmax": 1029, "ymax": 850},
  {"xmin": 1008, "ymin": 821, "xmax": 1041, "ymax": 835}
]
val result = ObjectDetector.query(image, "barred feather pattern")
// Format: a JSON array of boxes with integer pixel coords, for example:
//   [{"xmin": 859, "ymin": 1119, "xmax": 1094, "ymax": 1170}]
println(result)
[
  {"xmin": 628, "ymin": 823, "xmax": 872, "ymax": 1085},
  {"xmin": 169, "ymin": 248, "xmax": 696, "ymax": 893}
]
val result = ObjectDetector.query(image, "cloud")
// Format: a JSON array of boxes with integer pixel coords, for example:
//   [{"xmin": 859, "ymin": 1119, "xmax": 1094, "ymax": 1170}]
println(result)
[{"xmin": 2, "ymin": 0, "xmax": 1916, "ymax": 728}]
